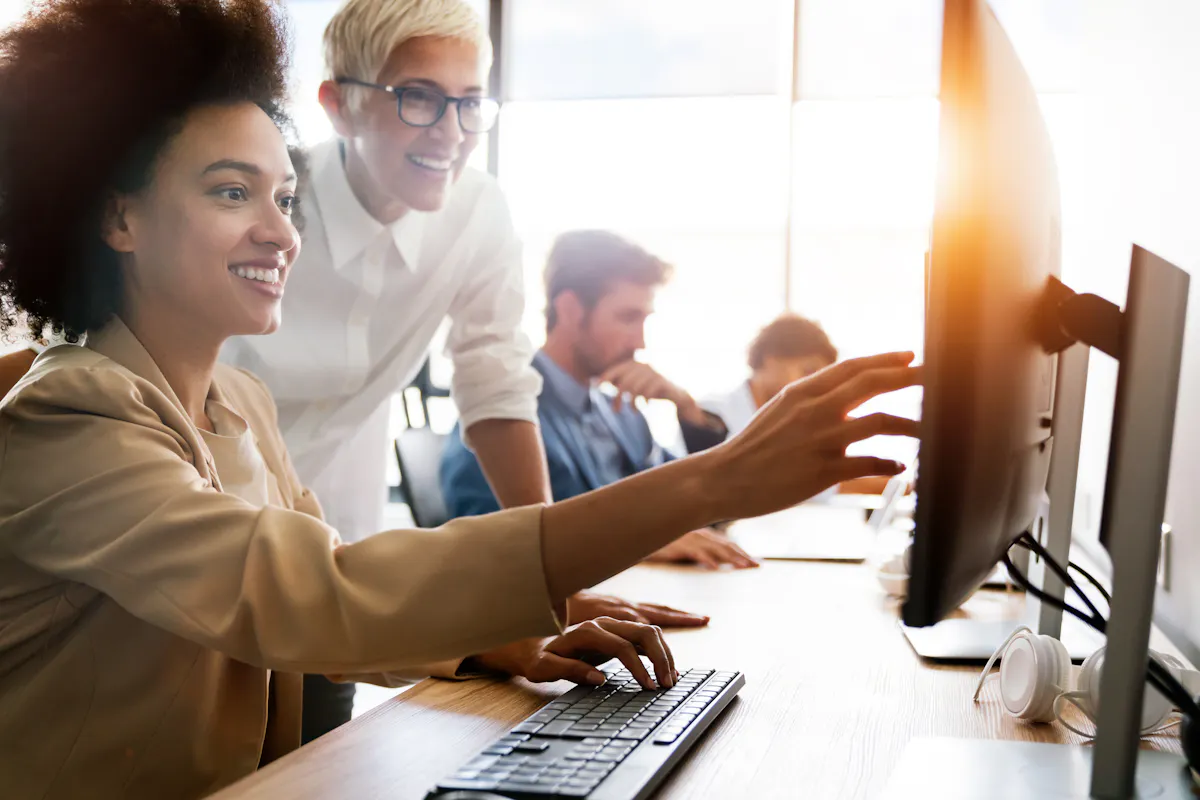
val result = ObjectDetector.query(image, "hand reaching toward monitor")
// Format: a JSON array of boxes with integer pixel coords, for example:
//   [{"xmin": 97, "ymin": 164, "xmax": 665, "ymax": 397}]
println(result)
[
  {"xmin": 538, "ymin": 351, "xmax": 921, "ymax": 606},
  {"xmin": 701, "ymin": 351, "xmax": 921, "ymax": 521}
]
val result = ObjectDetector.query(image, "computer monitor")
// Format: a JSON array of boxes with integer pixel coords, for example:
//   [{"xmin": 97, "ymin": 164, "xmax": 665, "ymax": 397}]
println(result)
[
  {"xmin": 889, "ymin": 1, "xmax": 1195, "ymax": 797},
  {"xmin": 897, "ymin": 0, "xmax": 1101, "ymax": 664},
  {"xmin": 902, "ymin": 0, "xmax": 1061, "ymax": 628}
]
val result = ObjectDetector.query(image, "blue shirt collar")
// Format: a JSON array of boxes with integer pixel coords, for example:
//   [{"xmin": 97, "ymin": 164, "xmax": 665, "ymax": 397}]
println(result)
[{"xmin": 534, "ymin": 351, "xmax": 592, "ymax": 417}]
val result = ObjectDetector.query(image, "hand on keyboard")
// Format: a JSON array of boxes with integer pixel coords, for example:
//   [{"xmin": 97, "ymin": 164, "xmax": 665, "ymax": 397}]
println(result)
[
  {"xmin": 428, "ymin": 664, "xmax": 745, "ymax": 799},
  {"xmin": 471, "ymin": 617, "xmax": 678, "ymax": 690}
]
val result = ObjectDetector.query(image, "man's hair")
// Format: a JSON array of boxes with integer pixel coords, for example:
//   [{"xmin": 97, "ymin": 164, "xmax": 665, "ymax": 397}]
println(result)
[
  {"xmin": 544, "ymin": 230, "xmax": 674, "ymax": 333},
  {"xmin": 747, "ymin": 313, "xmax": 838, "ymax": 370},
  {"xmin": 324, "ymin": 0, "xmax": 492, "ymax": 112},
  {"xmin": 0, "ymin": 0, "xmax": 293, "ymax": 341}
]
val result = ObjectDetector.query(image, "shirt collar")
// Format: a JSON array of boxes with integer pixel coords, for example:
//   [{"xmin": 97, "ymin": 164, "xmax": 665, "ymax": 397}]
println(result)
[
  {"xmin": 534, "ymin": 350, "xmax": 592, "ymax": 418},
  {"xmin": 312, "ymin": 138, "xmax": 426, "ymax": 273}
]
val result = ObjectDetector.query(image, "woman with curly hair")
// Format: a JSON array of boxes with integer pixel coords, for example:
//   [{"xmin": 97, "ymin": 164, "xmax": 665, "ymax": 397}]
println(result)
[{"xmin": 0, "ymin": 0, "xmax": 918, "ymax": 797}]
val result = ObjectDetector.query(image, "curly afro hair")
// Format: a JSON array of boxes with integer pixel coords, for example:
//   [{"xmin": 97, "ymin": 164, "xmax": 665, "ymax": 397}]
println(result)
[{"xmin": 0, "ymin": 0, "xmax": 295, "ymax": 341}]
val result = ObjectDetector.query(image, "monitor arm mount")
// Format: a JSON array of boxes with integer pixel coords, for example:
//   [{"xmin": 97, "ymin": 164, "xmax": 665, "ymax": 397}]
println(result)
[{"xmin": 1036, "ymin": 276, "xmax": 1123, "ymax": 358}]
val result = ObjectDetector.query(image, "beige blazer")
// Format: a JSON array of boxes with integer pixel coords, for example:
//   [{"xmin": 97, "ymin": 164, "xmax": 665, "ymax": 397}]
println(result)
[{"xmin": 0, "ymin": 319, "xmax": 560, "ymax": 799}]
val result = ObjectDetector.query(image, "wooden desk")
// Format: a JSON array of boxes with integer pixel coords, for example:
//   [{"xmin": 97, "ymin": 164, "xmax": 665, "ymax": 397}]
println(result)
[{"xmin": 212, "ymin": 561, "xmax": 1184, "ymax": 800}]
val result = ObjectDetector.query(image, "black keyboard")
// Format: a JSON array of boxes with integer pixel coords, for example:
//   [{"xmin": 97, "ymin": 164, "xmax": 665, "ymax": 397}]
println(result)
[{"xmin": 425, "ymin": 663, "xmax": 744, "ymax": 800}]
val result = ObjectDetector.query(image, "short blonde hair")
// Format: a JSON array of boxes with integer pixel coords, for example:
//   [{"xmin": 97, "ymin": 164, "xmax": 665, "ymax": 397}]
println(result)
[{"xmin": 324, "ymin": 0, "xmax": 492, "ymax": 110}]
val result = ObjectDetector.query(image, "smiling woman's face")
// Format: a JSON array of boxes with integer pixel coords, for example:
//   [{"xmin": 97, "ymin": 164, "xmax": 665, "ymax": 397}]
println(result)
[
  {"xmin": 105, "ymin": 101, "xmax": 301, "ymax": 339},
  {"xmin": 335, "ymin": 35, "xmax": 488, "ymax": 216}
]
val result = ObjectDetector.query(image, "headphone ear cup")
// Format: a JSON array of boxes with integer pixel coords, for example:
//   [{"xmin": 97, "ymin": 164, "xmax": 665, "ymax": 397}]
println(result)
[
  {"xmin": 1142, "ymin": 651, "xmax": 1181, "ymax": 729},
  {"xmin": 1080, "ymin": 648, "xmax": 1175, "ymax": 731},
  {"xmin": 1032, "ymin": 636, "xmax": 1072, "ymax": 722},
  {"xmin": 999, "ymin": 633, "xmax": 1070, "ymax": 722},
  {"xmin": 1076, "ymin": 649, "xmax": 1104, "ymax": 718}
]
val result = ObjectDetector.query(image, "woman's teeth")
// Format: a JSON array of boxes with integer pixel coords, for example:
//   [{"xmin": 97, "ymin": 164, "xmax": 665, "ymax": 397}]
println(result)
[
  {"xmin": 407, "ymin": 154, "xmax": 452, "ymax": 171},
  {"xmin": 231, "ymin": 266, "xmax": 279, "ymax": 284}
]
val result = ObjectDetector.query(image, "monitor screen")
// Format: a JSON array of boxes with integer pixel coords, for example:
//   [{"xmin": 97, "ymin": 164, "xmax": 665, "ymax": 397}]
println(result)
[{"xmin": 903, "ymin": 0, "xmax": 1063, "ymax": 627}]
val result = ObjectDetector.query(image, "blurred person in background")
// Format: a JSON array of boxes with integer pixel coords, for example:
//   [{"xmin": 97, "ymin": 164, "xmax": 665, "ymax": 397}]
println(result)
[
  {"xmin": 699, "ymin": 313, "xmax": 892, "ymax": 495},
  {"xmin": 441, "ymin": 230, "xmax": 757, "ymax": 570}
]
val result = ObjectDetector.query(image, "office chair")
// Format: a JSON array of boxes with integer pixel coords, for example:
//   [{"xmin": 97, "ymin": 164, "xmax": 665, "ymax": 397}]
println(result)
[
  {"xmin": 394, "ymin": 427, "xmax": 451, "ymax": 529},
  {"xmin": 403, "ymin": 357, "xmax": 451, "ymax": 428}
]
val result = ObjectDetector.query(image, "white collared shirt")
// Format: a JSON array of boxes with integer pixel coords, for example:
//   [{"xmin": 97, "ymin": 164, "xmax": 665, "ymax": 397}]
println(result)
[
  {"xmin": 221, "ymin": 138, "xmax": 540, "ymax": 541},
  {"xmin": 701, "ymin": 381, "xmax": 759, "ymax": 438}
]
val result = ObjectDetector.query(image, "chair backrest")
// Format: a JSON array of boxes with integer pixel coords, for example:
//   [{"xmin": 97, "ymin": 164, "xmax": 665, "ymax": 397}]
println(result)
[
  {"xmin": 394, "ymin": 427, "xmax": 450, "ymax": 529},
  {"xmin": 403, "ymin": 356, "xmax": 452, "ymax": 427}
]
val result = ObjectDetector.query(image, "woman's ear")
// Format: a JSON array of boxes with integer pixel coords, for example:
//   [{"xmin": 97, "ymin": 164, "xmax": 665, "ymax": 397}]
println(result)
[
  {"xmin": 101, "ymin": 194, "xmax": 135, "ymax": 253},
  {"xmin": 318, "ymin": 79, "xmax": 356, "ymax": 138}
]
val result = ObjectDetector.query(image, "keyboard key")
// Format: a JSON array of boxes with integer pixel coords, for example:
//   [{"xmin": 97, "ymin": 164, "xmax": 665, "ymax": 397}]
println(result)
[
  {"xmin": 438, "ymin": 777, "xmax": 499, "ymax": 791},
  {"xmin": 578, "ymin": 767, "xmax": 614, "ymax": 780},
  {"xmin": 557, "ymin": 730, "xmax": 596, "ymax": 740},
  {"xmin": 538, "ymin": 721, "xmax": 575, "ymax": 737},
  {"xmin": 480, "ymin": 745, "xmax": 512, "ymax": 756},
  {"xmin": 498, "ymin": 734, "xmax": 530, "ymax": 745},
  {"xmin": 497, "ymin": 779, "xmax": 557, "ymax": 794},
  {"xmin": 478, "ymin": 769, "xmax": 513, "ymax": 779},
  {"xmin": 511, "ymin": 770, "xmax": 544, "ymax": 780},
  {"xmin": 512, "ymin": 741, "xmax": 550, "ymax": 753},
  {"xmin": 512, "ymin": 722, "xmax": 544, "ymax": 734},
  {"xmin": 616, "ymin": 728, "xmax": 650, "ymax": 740}
]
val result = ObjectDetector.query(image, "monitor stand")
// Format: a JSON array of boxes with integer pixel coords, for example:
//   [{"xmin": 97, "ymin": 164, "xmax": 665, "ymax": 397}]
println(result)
[
  {"xmin": 888, "ymin": 248, "xmax": 1195, "ymax": 798},
  {"xmin": 881, "ymin": 738, "xmax": 1194, "ymax": 800},
  {"xmin": 898, "ymin": 614, "xmax": 1104, "ymax": 664},
  {"xmin": 900, "ymin": 341, "xmax": 1097, "ymax": 664}
]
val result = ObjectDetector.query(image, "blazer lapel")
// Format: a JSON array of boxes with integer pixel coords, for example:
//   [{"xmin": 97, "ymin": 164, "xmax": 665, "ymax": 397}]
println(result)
[{"xmin": 85, "ymin": 317, "xmax": 223, "ymax": 490}]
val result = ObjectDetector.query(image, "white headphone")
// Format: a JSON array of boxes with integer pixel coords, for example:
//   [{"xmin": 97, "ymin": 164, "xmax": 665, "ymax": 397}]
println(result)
[{"xmin": 972, "ymin": 626, "xmax": 1200, "ymax": 737}]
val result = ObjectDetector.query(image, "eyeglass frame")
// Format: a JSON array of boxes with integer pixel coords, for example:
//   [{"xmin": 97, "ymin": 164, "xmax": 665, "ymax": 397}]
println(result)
[{"xmin": 334, "ymin": 77, "xmax": 500, "ymax": 134}]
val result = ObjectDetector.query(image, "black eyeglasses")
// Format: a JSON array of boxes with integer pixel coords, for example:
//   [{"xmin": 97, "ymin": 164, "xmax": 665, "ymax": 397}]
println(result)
[{"xmin": 336, "ymin": 77, "xmax": 500, "ymax": 134}]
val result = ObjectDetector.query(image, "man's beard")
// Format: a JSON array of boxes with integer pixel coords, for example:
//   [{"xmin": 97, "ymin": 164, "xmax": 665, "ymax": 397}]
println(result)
[{"xmin": 579, "ymin": 345, "xmax": 637, "ymax": 380}]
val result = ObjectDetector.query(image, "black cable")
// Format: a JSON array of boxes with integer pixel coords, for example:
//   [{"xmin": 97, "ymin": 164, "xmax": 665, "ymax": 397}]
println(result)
[
  {"xmin": 1012, "ymin": 537, "xmax": 1113, "ymax": 606},
  {"xmin": 1015, "ymin": 533, "xmax": 1103, "ymax": 622},
  {"xmin": 1014, "ymin": 533, "xmax": 1105, "ymax": 624},
  {"xmin": 1067, "ymin": 561, "xmax": 1112, "ymax": 606},
  {"xmin": 1002, "ymin": 547, "xmax": 1200, "ymax": 720},
  {"xmin": 1001, "ymin": 552, "xmax": 1105, "ymax": 632}
]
